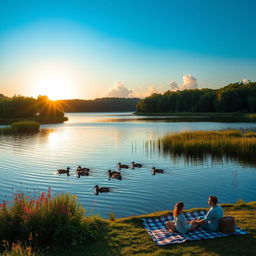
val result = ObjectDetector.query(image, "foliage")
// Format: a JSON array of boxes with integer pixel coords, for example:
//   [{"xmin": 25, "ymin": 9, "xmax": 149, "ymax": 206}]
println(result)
[
  {"xmin": 137, "ymin": 81, "xmax": 256, "ymax": 113},
  {"xmin": 1, "ymin": 241, "xmax": 40, "ymax": 256},
  {"xmin": 57, "ymin": 97, "xmax": 140, "ymax": 112},
  {"xmin": 0, "ymin": 95, "xmax": 65, "ymax": 119},
  {"xmin": 0, "ymin": 188, "xmax": 104, "ymax": 247}
]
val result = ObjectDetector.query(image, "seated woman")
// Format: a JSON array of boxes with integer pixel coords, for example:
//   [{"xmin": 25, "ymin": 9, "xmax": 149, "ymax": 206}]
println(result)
[{"xmin": 166, "ymin": 201, "xmax": 198, "ymax": 233}]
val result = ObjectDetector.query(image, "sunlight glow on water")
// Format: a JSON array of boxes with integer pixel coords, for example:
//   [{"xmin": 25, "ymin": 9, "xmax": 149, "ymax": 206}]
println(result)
[{"xmin": 0, "ymin": 113, "xmax": 256, "ymax": 218}]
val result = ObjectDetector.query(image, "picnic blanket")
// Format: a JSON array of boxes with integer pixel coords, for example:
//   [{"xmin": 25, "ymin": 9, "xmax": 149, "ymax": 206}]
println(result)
[{"xmin": 142, "ymin": 210, "xmax": 247, "ymax": 246}]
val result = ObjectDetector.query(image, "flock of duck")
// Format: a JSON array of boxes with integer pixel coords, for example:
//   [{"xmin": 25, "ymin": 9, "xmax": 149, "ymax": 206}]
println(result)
[{"xmin": 57, "ymin": 162, "xmax": 164, "ymax": 195}]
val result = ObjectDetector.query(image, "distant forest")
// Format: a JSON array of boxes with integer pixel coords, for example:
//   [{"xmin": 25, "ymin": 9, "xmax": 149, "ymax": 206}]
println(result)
[
  {"xmin": 136, "ymin": 82, "xmax": 256, "ymax": 113},
  {"xmin": 0, "ymin": 95, "xmax": 140, "ymax": 120},
  {"xmin": 0, "ymin": 95, "xmax": 64, "ymax": 119},
  {"xmin": 58, "ymin": 98, "xmax": 140, "ymax": 112}
]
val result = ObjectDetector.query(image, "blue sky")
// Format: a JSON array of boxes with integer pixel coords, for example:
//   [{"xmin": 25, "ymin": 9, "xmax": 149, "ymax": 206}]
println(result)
[{"xmin": 0, "ymin": 0, "xmax": 256, "ymax": 99}]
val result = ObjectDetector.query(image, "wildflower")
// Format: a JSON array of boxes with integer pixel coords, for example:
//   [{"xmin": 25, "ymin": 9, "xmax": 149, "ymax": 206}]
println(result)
[{"xmin": 29, "ymin": 232, "xmax": 33, "ymax": 241}]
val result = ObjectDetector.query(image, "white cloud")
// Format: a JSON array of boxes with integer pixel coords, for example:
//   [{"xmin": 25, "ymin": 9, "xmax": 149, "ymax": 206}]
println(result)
[
  {"xmin": 169, "ymin": 81, "xmax": 179, "ymax": 91},
  {"xmin": 180, "ymin": 74, "xmax": 198, "ymax": 90},
  {"xmin": 126, "ymin": 74, "xmax": 199, "ymax": 98},
  {"xmin": 242, "ymin": 78, "xmax": 250, "ymax": 84},
  {"xmin": 144, "ymin": 87, "xmax": 159, "ymax": 97},
  {"xmin": 139, "ymin": 74, "xmax": 199, "ymax": 98},
  {"xmin": 106, "ymin": 82, "xmax": 133, "ymax": 97}
]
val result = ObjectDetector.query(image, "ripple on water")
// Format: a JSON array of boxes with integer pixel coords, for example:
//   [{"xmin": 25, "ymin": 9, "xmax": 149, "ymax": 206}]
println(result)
[{"xmin": 1, "ymin": 113, "xmax": 256, "ymax": 218}]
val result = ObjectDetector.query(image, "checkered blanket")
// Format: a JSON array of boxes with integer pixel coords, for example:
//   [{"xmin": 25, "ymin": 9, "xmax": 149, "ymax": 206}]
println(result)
[{"xmin": 142, "ymin": 210, "xmax": 247, "ymax": 246}]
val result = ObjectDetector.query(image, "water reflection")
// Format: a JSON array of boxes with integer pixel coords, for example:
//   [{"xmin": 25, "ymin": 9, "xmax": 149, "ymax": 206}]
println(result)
[
  {"xmin": 0, "ymin": 113, "xmax": 256, "ymax": 218},
  {"xmin": 146, "ymin": 139, "xmax": 256, "ymax": 167}
]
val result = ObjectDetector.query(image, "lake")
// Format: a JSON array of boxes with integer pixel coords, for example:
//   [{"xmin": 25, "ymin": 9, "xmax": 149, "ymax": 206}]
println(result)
[{"xmin": 0, "ymin": 112, "xmax": 256, "ymax": 218}]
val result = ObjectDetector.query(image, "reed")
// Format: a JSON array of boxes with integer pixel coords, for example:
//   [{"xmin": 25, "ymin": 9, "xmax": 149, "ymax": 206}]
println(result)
[{"xmin": 155, "ymin": 130, "xmax": 256, "ymax": 164}]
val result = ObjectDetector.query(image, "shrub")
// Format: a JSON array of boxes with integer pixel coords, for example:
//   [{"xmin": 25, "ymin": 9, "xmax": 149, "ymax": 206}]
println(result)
[
  {"xmin": 11, "ymin": 121, "xmax": 40, "ymax": 133},
  {"xmin": 0, "ymin": 188, "xmax": 104, "ymax": 247}
]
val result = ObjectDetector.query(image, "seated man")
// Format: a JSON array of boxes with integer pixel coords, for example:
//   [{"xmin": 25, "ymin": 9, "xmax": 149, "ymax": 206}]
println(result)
[{"xmin": 196, "ymin": 196, "xmax": 223, "ymax": 232}]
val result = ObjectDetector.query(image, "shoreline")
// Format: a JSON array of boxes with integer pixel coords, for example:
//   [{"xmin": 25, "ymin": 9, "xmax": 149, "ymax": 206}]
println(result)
[
  {"xmin": 134, "ymin": 111, "xmax": 256, "ymax": 117},
  {"xmin": 49, "ymin": 201, "xmax": 256, "ymax": 256},
  {"xmin": 0, "ymin": 116, "xmax": 68, "ymax": 125}
]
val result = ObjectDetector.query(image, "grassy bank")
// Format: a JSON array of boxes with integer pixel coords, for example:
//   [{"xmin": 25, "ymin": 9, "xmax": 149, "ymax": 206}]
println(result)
[
  {"xmin": 0, "ymin": 121, "xmax": 40, "ymax": 134},
  {"xmin": 47, "ymin": 201, "xmax": 256, "ymax": 256},
  {"xmin": 152, "ymin": 130, "xmax": 256, "ymax": 165},
  {"xmin": 1, "ymin": 191, "xmax": 255, "ymax": 256}
]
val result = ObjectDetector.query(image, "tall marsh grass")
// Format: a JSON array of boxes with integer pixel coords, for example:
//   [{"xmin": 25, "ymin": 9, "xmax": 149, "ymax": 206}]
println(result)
[
  {"xmin": 152, "ymin": 130, "xmax": 256, "ymax": 164},
  {"xmin": 0, "ymin": 188, "xmax": 104, "ymax": 248},
  {"xmin": 0, "ymin": 121, "xmax": 40, "ymax": 135}
]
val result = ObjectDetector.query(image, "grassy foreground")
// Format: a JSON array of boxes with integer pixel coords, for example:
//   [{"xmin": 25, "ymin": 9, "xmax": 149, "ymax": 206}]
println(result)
[
  {"xmin": 1, "ymin": 194, "xmax": 255, "ymax": 256},
  {"xmin": 47, "ymin": 201, "xmax": 256, "ymax": 256}
]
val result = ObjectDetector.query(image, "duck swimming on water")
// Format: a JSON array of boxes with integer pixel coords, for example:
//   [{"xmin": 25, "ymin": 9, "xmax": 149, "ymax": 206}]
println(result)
[
  {"xmin": 152, "ymin": 167, "xmax": 164, "ymax": 175},
  {"xmin": 94, "ymin": 185, "xmax": 110, "ymax": 195},
  {"xmin": 118, "ymin": 163, "xmax": 129, "ymax": 169},
  {"xmin": 57, "ymin": 167, "xmax": 70, "ymax": 176},
  {"xmin": 76, "ymin": 166, "xmax": 90, "ymax": 178},
  {"xmin": 77, "ymin": 165, "xmax": 90, "ymax": 172},
  {"xmin": 108, "ymin": 170, "xmax": 122, "ymax": 180},
  {"xmin": 131, "ymin": 162, "xmax": 142, "ymax": 168}
]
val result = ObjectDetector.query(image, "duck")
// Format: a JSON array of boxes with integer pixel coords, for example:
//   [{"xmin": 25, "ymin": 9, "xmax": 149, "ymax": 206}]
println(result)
[
  {"xmin": 77, "ymin": 165, "xmax": 90, "ymax": 172},
  {"xmin": 131, "ymin": 162, "xmax": 142, "ymax": 168},
  {"xmin": 152, "ymin": 167, "xmax": 164, "ymax": 175},
  {"xmin": 76, "ymin": 166, "xmax": 90, "ymax": 178},
  {"xmin": 118, "ymin": 162, "xmax": 129, "ymax": 169},
  {"xmin": 94, "ymin": 185, "xmax": 110, "ymax": 195},
  {"xmin": 57, "ymin": 167, "xmax": 70, "ymax": 176},
  {"xmin": 108, "ymin": 170, "xmax": 122, "ymax": 180}
]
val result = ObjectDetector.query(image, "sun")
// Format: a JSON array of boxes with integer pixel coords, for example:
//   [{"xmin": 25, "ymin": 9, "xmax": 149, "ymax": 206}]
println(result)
[
  {"xmin": 32, "ymin": 74, "xmax": 73, "ymax": 100},
  {"xmin": 28, "ymin": 61, "xmax": 84, "ymax": 100}
]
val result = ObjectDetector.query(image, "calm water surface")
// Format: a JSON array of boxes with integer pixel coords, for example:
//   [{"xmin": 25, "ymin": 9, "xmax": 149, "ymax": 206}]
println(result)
[{"xmin": 1, "ymin": 113, "xmax": 256, "ymax": 218}]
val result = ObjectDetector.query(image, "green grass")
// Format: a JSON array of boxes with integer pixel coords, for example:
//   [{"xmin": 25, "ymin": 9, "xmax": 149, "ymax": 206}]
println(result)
[
  {"xmin": 0, "ymin": 121, "xmax": 40, "ymax": 134},
  {"xmin": 151, "ymin": 130, "xmax": 256, "ymax": 165},
  {"xmin": 46, "ymin": 201, "xmax": 256, "ymax": 256}
]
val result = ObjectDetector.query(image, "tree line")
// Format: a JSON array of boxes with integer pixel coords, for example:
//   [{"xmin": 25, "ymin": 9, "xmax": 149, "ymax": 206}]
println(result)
[
  {"xmin": 0, "ymin": 95, "xmax": 64, "ymax": 118},
  {"xmin": 136, "ymin": 81, "xmax": 256, "ymax": 113},
  {"xmin": 57, "ymin": 98, "xmax": 140, "ymax": 112},
  {"xmin": 0, "ymin": 95, "xmax": 140, "ymax": 119}
]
